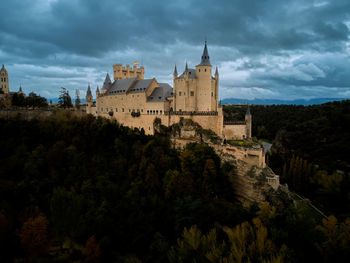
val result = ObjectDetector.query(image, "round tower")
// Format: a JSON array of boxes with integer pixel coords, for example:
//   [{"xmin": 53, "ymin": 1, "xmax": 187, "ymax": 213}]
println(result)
[{"xmin": 195, "ymin": 41, "xmax": 213, "ymax": 111}]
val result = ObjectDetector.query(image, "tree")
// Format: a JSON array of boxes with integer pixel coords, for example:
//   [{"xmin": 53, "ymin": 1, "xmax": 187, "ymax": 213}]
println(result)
[
  {"xmin": 75, "ymin": 89, "xmax": 81, "ymax": 109},
  {"xmin": 11, "ymin": 93, "xmax": 26, "ymax": 107},
  {"xmin": 25, "ymin": 92, "xmax": 48, "ymax": 109},
  {"xmin": 58, "ymin": 87, "xmax": 73, "ymax": 108},
  {"xmin": 19, "ymin": 214, "xmax": 49, "ymax": 258},
  {"xmin": 85, "ymin": 236, "xmax": 101, "ymax": 263}
]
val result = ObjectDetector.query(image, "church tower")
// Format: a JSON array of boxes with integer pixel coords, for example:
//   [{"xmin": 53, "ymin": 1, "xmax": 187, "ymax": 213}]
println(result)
[
  {"xmin": 195, "ymin": 42, "xmax": 216, "ymax": 111},
  {"xmin": 0, "ymin": 65, "xmax": 9, "ymax": 94}
]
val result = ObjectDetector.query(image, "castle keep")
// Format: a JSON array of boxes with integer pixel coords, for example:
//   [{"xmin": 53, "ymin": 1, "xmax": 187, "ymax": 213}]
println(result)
[{"xmin": 86, "ymin": 42, "xmax": 251, "ymax": 140}]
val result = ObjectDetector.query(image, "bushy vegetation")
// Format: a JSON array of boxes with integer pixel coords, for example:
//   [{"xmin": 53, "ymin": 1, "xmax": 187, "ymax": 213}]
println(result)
[
  {"xmin": 0, "ymin": 111, "xmax": 349, "ymax": 262},
  {"xmin": 224, "ymin": 101, "xmax": 350, "ymax": 219}
]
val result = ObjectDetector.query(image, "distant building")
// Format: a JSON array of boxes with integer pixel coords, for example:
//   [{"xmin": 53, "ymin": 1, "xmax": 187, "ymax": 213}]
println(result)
[
  {"xmin": 86, "ymin": 42, "xmax": 252, "ymax": 140},
  {"xmin": 0, "ymin": 64, "xmax": 9, "ymax": 94}
]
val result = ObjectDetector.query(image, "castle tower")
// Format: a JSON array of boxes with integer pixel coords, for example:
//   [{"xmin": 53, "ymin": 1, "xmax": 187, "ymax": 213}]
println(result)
[
  {"xmin": 195, "ymin": 42, "xmax": 214, "ymax": 111},
  {"xmin": 86, "ymin": 84, "xmax": 93, "ymax": 114},
  {"xmin": 113, "ymin": 63, "xmax": 144, "ymax": 80},
  {"xmin": 101, "ymin": 73, "xmax": 111, "ymax": 95},
  {"xmin": 0, "ymin": 64, "xmax": 9, "ymax": 94},
  {"xmin": 96, "ymin": 86, "xmax": 100, "ymax": 97},
  {"xmin": 245, "ymin": 105, "xmax": 252, "ymax": 139}
]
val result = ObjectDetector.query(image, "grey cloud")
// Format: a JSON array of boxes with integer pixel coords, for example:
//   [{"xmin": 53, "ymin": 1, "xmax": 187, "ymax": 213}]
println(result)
[{"xmin": 0, "ymin": 0, "xmax": 350, "ymax": 99}]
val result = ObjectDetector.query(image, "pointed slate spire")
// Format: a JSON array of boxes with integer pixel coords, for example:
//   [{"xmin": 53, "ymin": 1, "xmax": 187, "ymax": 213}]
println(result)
[
  {"xmin": 173, "ymin": 64, "xmax": 178, "ymax": 76},
  {"xmin": 86, "ymin": 83, "xmax": 92, "ymax": 97},
  {"xmin": 199, "ymin": 41, "xmax": 211, "ymax": 66},
  {"xmin": 185, "ymin": 62, "xmax": 188, "ymax": 72},
  {"xmin": 19, "ymin": 85, "xmax": 23, "ymax": 92},
  {"xmin": 102, "ymin": 73, "xmax": 112, "ymax": 90},
  {"xmin": 215, "ymin": 66, "xmax": 219, "ymax": 76}
]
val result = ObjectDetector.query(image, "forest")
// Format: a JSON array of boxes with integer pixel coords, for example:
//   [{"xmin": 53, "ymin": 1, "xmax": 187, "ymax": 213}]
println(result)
[
  {"xmin": 224, "ymin": 101, "xmax": 350, "ymax": 219},
  {"xmin": 0, "ymin": 109, "xmax": 349, "ymax": 262}
]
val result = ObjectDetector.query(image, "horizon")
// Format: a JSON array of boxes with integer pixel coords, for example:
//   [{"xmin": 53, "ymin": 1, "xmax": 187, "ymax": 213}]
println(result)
[{"xmin": 1, "ymin": 0, "xmax": 350, "ymax": 100}]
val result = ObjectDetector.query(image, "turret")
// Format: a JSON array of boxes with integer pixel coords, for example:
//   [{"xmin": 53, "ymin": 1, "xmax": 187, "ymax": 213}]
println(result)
[
  {"xmin": 215, "ymin": 66, "xmax": 219, "ymax": 79},
  {"xmin": 96, "ymin": 86, "xmax": 100, "ymax": 97},
  {"xmin": 245, "ymin": 105, "xmax": 252, "ymax": 139},
  {"xmin": 184, "ymin": 62, "xmax": 189, "ymax": 79},
  {"xmin": 173, "ymin": 64, "xmax": 178, "ymax": 79},
  {"xmin": 86, "ymin": 84, "xmax": 93, "ymax": 103},
  {"xmin": 195, "ymin": 41, "xmax": 213, "ymax": 111},
  {"xmin": 101, "ymin": 73, "xmax": 111, "ymax": 95}
]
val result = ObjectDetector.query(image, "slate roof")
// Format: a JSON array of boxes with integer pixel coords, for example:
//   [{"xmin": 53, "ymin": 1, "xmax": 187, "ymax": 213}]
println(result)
[
  {"xmin": 178, "ymin": 68, "xmax": 196, "ymax": 78},
  {"xmin": 86, "ymin": 85, "xmax": 92, "ymax": 97},
  {"xmin": 102, "ymin": 73, "xmax": 112, "ymax": 90},
  {"xmin": 106, "ymin": 77, "xmax": 136, "ymax": 94},
  {"xmin": 129, "ymin": 79, "xmax": 153, "ymax": 93},
  {"xmin": 198, "ymin": 41, "xmax": 211, "ymax": 66},
  {"xmin": 147, "ymin": 83, "xmax": 173, "ymax": 102}
]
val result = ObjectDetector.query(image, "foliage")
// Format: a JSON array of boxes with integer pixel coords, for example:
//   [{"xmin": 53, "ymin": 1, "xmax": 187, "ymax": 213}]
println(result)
[
  {"xmin": 75, "ymin": 89, "xmax": 81, "ymax": 110},
  {"xmin": 19, "ymin": 214, "xmax": 49, "ymax": 258},
  {"xmin": 58, "ymin": 87, "xmax": 73, "ymax": 108}
]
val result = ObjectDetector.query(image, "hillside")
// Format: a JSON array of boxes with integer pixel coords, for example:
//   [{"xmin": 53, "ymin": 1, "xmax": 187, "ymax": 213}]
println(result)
[{"xmin": 0, "ymin": 111, "xmax": 349, "ymax": 262}]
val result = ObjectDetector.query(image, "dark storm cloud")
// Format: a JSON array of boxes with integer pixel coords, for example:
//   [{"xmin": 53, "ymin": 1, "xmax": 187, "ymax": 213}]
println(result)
[{"xmin": 0, "ymin": 0, "xmax": 349, "ymax": 99}]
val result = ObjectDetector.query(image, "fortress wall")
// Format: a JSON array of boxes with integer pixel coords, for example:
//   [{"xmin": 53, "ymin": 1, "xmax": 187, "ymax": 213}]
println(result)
[
  {"xmin": 215, "ymin": 144, "xmax": 266, "ymax": 168},
  {"xmin": 223, "ymin": 124, "xmax": 247, "ymax": 140}
]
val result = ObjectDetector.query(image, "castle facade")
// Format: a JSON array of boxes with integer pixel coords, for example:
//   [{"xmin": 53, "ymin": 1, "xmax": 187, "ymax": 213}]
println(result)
[{"xmin": 86, "ymin": 43, "xmax": 251, "ymax": 140}]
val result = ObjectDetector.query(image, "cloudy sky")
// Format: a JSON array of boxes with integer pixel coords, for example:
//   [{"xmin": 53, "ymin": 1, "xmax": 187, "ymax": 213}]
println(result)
[{"xmin": 1, "ymin": 0, "xmax": 350, "ymax": 100}]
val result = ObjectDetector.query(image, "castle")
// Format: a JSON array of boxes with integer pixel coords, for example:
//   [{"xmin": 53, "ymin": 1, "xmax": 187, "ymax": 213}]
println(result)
[{"xmin": 86, "ymin": 42, "xmax": 251, "ymax": 140}]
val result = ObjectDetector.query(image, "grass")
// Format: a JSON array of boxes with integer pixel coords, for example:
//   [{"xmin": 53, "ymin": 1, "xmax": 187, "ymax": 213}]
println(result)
[{"xmin": 227, "ymin": 140, "xmax": 254, "ymax": 147}]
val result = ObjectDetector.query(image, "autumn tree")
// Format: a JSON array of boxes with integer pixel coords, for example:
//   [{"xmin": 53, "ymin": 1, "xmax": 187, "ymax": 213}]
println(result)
[
  {"xmin": 85, "ymin": 236, "xmax": 101, "ymax": 263},
  {"xmin": 19, "ymin": 214, "xmax": 49, "ymax": 258}
]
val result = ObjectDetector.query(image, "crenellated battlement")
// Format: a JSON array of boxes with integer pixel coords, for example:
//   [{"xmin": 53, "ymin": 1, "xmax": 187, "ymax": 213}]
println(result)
[{"xmin": 113, "ymin": 63, "xmax": 144, "ymax": 81}]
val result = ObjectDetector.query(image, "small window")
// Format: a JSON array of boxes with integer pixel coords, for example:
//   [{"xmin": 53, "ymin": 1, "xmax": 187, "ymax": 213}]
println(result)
[
  {"xmin": 198, "ymin": 69, "xmax": 200, "ymax": 72},
  {"xmin": 179, "ymin": 92, "xmax": 182, "ymax": 96},
  {"xmin": 122, "ymin": 108, "xmax": 124, "ymax": 112},
  {"xmin": 190, "ymin": 91, "xmax": 194, "ymax": 96},
  {"xmin": 160, "ymin": 110, "xmax": 162, "ymax": 114},
  {"xmin": 129, "ymin": 109, "xmax": 131, "ymax": 112},
  {"xmin": 141, "ymin": 109, "xmax": 143, "ymax": 112},
  {"xmin": 159, "ymin": 97, "xmax": 161, "ymax": 99},
  {"xmin": 184, "ymin": 92, "xmax": 186, "ymax": 96},
  {"xmin": 116, "ymin": 108, "xmax": 118, "ymax": 112},
  {"xmin": 156, "ymin": 110, "xmax": 158, "ymax": 114},
  {"xmin": 211, "ymin": 92, "xmax": 213, "ymax": 97},
  {"xmin": 205, "ymin": 69, "xmax": 207, "ymax": 72}
]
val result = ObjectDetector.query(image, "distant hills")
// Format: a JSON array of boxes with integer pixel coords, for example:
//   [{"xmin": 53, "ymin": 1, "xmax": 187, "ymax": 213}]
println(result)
[
  {"xmin": 47, "ymin": 97, "xmax": 348, "ymax": 106},
  {"xmin": 221, "ymin": 98, "xmax": 348, "ymax": 106}
]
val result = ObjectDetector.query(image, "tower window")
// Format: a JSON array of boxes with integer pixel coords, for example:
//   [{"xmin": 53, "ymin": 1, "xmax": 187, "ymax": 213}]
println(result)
[
  {"xmin": 198, "ymin": 69, "xmax": 200, "ymax": 72},
  {"xmin": 179, "ymin": 92, "xmax": 182, "ymax": 96},
  {"xmin": 190, "ymin": 91, "xmax": 194, "ymax": 96},
  {"xmin": 205, "ymin": 69, "xmax": 207, "ymax": 72},
  {"xmin": 211, "ymin": 92, "xmax": 213, "ymax": 97}
]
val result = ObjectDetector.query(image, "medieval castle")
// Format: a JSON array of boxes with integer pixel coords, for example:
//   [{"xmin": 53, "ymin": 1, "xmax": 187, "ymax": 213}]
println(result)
[{"xmin": 86, "ymin": 42, "xmax": 251, "ymax": 141}]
